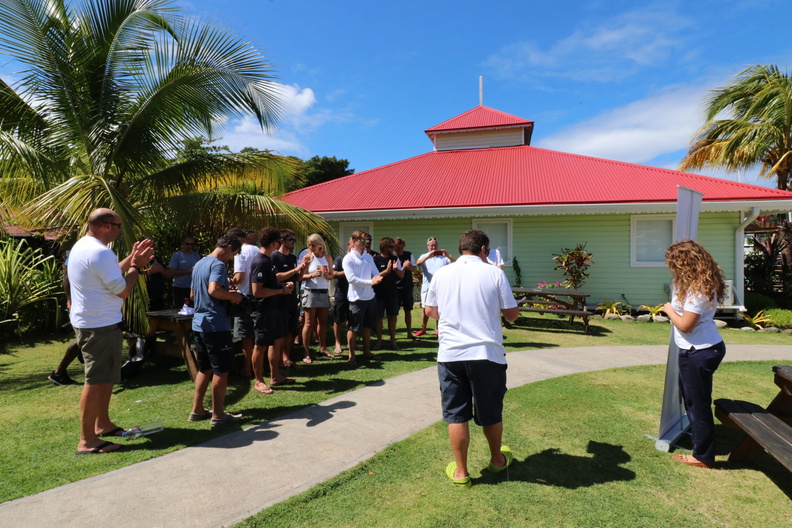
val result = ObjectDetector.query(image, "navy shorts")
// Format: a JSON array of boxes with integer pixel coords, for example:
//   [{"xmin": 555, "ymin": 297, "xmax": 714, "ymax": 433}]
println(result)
[
  {"xmin": 375, "ymin": 294, "xmax": 400, "ymax": 317},
  {"xmin": 348, "ymin": 299, "xmax": 377, "ymax": 332},
  {"xmin": 396, "ymin": 287, "xmax": 414, "ymax": 310},
  {"xmin": 438, "ymin": 360, "xmax": 507, "ymax": 427},
  {"xmin": 193, "ymin": 331, "xmax": 234, "ymax": 375},
  {"xmin": 282, "ymin": 295, "xmax": 300, "ymax": 335},
  {"xmin": 252, "ymin": 308, "xmax": 284, "ymax": 347},
  {"xmin": 333, "ymin": 298, "xmax": 349, "ymax": 323}
]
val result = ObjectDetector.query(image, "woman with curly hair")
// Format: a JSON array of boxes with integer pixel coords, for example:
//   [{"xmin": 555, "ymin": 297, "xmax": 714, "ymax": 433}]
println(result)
[{"xmin": 662, "ymin": 240, "xmax": 727, "ymax": 468}]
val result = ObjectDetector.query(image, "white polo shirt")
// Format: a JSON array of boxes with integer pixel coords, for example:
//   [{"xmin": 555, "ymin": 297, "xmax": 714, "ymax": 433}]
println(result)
[
  {"xmin": 68, "ymin": 235, "xmax": 126, "ymax": 329},
  {"xmin": 426, "ymin": 255, "xmax": 517, "ymax": 364},
  {"xmin": 342, "ymin": 249, "xmax": 378, "ymax": 302}
]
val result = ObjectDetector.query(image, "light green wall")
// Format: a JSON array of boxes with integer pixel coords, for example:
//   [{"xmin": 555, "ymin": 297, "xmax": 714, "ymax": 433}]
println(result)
[{"xmin": 330, "ymin": 211, "xmax": 739, "ymax": 308}]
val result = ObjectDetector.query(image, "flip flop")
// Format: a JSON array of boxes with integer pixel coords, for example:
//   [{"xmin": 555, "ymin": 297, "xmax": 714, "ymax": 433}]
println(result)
[
  {"xmin": 363, "ymin": 353, "xmax": 381, "ymax": 360},
  {"xmin": 320, "ymin": 350, "xmax": 337, "ymax": 359},
  {"xmin": 487, "ymin": 445, "xmax": 513, "ymax": 473},
  {"xmin": 254, "ymin": 384, "xmax": 275, "ymax": 394},
  {"xmin": 445, "ymin": 461, "xmax": 471, "ymax": 488},
  {"xmin": 303, "ymin": 356, "xmax": 313, "ymax": 364},
  {"xmin": 672, "ymin": 453, "xmax": 713, "ymax": 468},
  {"xmin": 98, "ymin": 427, "xmax": 125, "ymax": 437},
  {"xmin": 76, "ymin": 441, "xmax": 120, "ymax": 455}
]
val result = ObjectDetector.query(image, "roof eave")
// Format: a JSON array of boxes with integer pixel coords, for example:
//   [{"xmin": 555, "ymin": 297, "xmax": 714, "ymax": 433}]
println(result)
[{"xmin": 312, "ymin": 200, "xmax": 792, "ymax": 222}]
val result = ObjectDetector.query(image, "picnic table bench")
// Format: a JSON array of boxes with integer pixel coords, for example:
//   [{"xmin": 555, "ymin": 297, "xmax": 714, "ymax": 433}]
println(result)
[
  {"xmin": 511, "ymin": 287, "xmax": 591, "ymax": 334},
  {"xmin": 147, "ymin": 309, "xmax": 198, "ymax": 381},
  {"xmin": 714, "ymin": 365, "xmax": 792, "ymax": 472}
]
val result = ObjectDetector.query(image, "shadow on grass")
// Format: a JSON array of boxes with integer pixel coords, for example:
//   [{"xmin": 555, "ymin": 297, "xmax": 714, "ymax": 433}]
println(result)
[
  {"xmin": 476, "ymin": 441, "xmax": 635, "ymax": 488},
  {"xmin": 511, "ymin": 316, "xmax": 612, "ymax": 337}
]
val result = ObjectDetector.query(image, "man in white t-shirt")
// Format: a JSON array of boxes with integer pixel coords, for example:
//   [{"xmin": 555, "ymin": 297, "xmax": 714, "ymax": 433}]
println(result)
[
  {"xmin": 487, "ymin": 248, "xmax": 504, "ymax": 269},
  {"xmin": 228, "ymin": 228, "xmax": 259, "ymax": 377},
  {"xmin": 424, "ymin": 229, "xmax": 519, "ymax": 488},
  {"xmin": 69, "ymin": 208, "xmax": 153, "ymax": 454},
  {"xmin": 342, "ymin": 230, "xmax": 384, "ymax": 365}
]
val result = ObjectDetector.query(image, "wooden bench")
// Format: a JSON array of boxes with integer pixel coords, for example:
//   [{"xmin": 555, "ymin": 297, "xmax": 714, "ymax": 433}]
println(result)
[
  {"xmin": 714, "ymin": 365, "xmax": 792, "ymax": 472},
  {"xmin": 517, "ymin": 307, "xmax": 591, "ymax": 334}
]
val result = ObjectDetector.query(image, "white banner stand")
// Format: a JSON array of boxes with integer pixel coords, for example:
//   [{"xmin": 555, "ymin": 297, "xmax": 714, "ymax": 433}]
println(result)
[{"xmin": 652, "ymin": 186, "xmax": 704, "ymax": 452}]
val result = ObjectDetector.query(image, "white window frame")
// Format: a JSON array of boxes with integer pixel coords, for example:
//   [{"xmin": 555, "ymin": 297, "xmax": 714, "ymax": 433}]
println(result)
[
  {"xmin": 630, "ymin": 214, "xmax": 675, "ymax": 267},
  {"xmin": 338, "ymin": 222, "xmax": 374, "ymax": 247},
  {"xmin": 472, "ymin": 218, "xmax": 513, "ymax": 266}
]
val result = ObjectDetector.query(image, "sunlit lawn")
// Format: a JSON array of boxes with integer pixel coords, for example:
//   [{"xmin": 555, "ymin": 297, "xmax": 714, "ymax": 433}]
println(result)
[{"xmin": 1, "ymin": 309, "xmax": 790, "ymax": 504}]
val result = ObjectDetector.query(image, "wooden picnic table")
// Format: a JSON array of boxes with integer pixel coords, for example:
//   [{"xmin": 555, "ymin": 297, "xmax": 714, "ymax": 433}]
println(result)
[
  {"xmin": 715, "ymin": 365, "xmax": 792, "ymax": 472},
  {"xmin": 147, "ymin": 309, "xmax": 198, "ymax": 380},
  {"xmin": 511, "ymin": 287, "xmax": 591, "ymax": 334}
]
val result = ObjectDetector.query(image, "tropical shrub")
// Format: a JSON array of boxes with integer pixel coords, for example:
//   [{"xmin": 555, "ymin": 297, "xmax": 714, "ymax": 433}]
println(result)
[
  {"xmin": 765, "ymin": 308, "xmax": 792, "ymax": 329},
  {"xmin": 0, "ymin": 239, "xmax": 63, "ymax": 343},
  {"xmin": 739, "ymin": 310, "xmax": 773, "ymax": 330},
  {"xmin": 598, "ymin": 298, "xmax": 625, "ymax": 316},
  {"xmin": 553, "ymin": 243, "xmax": 593, "ymax": 290},
  {"xmin": 744, "ymin": 291, "xmax": 779, "ymax": 314},
  {"xmin": 639, "ymin": 304, "xmax": 665, "ymax": 317}
]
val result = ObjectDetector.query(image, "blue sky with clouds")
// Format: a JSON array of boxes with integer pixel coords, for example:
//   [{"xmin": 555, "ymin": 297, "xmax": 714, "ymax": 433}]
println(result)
[{"xmin": 188, "ymin": 0, "xmax": 790, "ymax": 187}]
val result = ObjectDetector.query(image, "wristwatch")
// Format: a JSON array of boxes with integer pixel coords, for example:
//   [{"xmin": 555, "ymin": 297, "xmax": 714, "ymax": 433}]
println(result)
[{"xmin": 130, "ymin": 265, "xmax": 141, "ymax": 272}]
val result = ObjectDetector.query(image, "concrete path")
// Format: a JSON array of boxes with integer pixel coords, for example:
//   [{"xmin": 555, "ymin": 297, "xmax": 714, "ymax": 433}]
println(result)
[{"xmin": 4, "ymin": 344, "xmax": 792, "ymax": 528}]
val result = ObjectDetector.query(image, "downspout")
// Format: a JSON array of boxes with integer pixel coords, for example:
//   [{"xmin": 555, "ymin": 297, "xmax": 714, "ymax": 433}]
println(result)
[{"xmin": 735, "ymin": 207, "xmax": 760, "ymax": 307}]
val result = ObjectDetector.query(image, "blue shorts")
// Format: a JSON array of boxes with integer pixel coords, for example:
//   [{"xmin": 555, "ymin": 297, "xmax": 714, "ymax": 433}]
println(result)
[
  {"xmin": 376, "ymin": 294, "xmax": 400, "ymax": 317},
  {"xmin": 193, "ymin": 331, "xmax": 234, "ymax": 375},
  {"xmin": 333, "ymin": 298, "xmax": 349, "ymax": 323},
  {"xmin": 396, "ymin": 287, "xmax": 414, "ymax": 310},
  {"xmin": 438, "ymin": 360, "xmax": 507, "ymax": 426},
  {"xmin": 252, "ymin": 309, "xmax": 284, "ymax": 347},
  {"xmin": 233, "ymin": 314, "xmax": 254, "ymax": 339}
]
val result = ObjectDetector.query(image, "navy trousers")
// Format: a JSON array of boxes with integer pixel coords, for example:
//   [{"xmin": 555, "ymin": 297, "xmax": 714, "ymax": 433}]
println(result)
[{"xmin": 678, "ymin": 341, "xmax": 726, "ymax": 465}]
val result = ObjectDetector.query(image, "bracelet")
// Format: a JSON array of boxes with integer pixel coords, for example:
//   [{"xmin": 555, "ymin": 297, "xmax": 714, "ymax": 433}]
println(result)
[{"xmin": 130, "ymin": 265, "xmax": 141, "ymax": 272}]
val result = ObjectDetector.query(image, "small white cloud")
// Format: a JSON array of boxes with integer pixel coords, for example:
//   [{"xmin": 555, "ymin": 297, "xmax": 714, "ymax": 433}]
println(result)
[{"xmin": 485, "ymin": 4, "xmax": 692, "ymax": 83}]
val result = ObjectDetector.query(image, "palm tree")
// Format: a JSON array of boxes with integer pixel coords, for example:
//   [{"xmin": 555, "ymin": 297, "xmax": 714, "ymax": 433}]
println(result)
[
  {"xmin": 0, "ymin": 0, "xmax": 334, "ymax": 329},
  {"xmin": 679, "ymin": 64, "xmax": 792, "ymax": 288}
]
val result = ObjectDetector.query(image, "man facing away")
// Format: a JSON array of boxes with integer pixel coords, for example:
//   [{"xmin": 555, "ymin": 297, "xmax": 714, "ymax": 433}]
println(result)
[
  {"xmin": 167, "ymin": 235, "xmax": 201, "ymax": 308},
  {"xmin": 69, "ymin": 208, "xmax": 153, "ymax": 454},
  {"xmin": 424, "ymin": 229, "xmax": 519, "ymax": 487},
  {"xmin": 228, "ymin": 227, "xmax": 259, "ymax": 378},
  {"xmin": 414, "ymin": 236, "xmax": 455, "ymax": 337},
  {"xmin": 189, "ymin": 235, "xmax": 244, "ymax": 425},
  {"xmin": 341, "ymin": 230, "xmax": 383, "ymax": 366}
]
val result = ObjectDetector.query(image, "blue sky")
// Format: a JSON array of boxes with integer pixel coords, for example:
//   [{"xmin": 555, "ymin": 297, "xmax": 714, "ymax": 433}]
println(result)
[{"xmin": 188, "ymin": 0, "xmax": 790, "ymax": 187}]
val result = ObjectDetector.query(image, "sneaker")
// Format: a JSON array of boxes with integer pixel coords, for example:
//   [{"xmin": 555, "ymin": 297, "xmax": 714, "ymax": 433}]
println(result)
[
  {"xmin": 188, "ymin": 410, "xmax": 212, "ymax": 422},
  {"xmin": 412, "ymin": 329, "xmax": 426, "ymax": 338},
  {"xmin": 211, "ymin": 413, "xmax": 243, "ymax": 426},
  {"xmin": 48, "ymin": 372, "xmax": 79, "ymax": 386}
]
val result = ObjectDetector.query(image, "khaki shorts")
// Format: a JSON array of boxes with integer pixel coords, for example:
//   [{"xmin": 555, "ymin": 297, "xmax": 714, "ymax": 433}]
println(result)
[{"xmin": 76, "ymin": 323, "xmax": 123, "ymax": 385}]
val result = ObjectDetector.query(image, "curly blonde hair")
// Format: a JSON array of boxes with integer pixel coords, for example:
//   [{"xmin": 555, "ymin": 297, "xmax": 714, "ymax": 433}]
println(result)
[{"xmin": 665, "ymin": 240, "xmax": 725, "ymax": 305}]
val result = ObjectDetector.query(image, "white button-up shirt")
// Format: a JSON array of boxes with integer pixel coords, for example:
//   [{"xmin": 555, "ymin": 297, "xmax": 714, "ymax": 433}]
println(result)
[{"xmin": 342, "ymin": 249, "xmax": 378, "ymax": 302}]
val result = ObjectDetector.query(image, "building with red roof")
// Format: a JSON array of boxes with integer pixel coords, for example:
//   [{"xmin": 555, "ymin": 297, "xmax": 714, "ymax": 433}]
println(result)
[{"xmin": 282, "ymin": 105, "xmax": 792, "ymax": 307}]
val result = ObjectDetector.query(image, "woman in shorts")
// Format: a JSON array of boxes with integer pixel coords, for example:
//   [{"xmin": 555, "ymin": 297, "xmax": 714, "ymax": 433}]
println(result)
[{"xmin": 300, "ymin": 233, "xmax": 335, "ymax": 362}]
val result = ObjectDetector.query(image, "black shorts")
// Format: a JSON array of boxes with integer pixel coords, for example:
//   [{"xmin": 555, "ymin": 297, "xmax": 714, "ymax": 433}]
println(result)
[
  {"xmin": 233, "ymin": 314, "xmax": 254, "ymax": 339},
  {"xmin": 396, "ymin": 287, "xmax": 414, "ymax": 310},
  {"xmin": 348, "ymin": 299, "xmax": 377, "ymax": 332},
  {"xmin": 332, "ymin": 298, "xmax": 349, "ymax": 323},
  {"xmin": 194, "ymin": 331, "xmax": 234, "ymax": 375},
  {"xmin": 252, "ymin": 309, "xmax": 284, "ymax": 347},
  {"xmin": 281, "ymin": 295, "xmax": 300, "ymax": 335},
  {"xmin": 438, "ymin": 360, "xmax": 507, "ymax": 427},
  {"xmin": 375, "ymin": 294, "xmax": 400, "ymax": 317}
]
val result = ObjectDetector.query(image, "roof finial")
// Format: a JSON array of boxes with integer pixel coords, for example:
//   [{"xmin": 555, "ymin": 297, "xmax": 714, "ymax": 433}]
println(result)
[{"xmin": 479, "ymin": 76, "xmax": 483, "ymax": 106}]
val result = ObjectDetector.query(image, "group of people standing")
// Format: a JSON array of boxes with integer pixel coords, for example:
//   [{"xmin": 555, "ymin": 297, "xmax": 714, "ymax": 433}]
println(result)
[{"xmin": 63, "ymin": 206, "xmax": 726, "ymax": 485}]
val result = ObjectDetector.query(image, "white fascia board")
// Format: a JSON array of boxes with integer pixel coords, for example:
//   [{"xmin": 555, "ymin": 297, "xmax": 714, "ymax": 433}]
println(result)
[{"xmin": 314, "ymin": 200, "xmax": 792, "ymax": 222}]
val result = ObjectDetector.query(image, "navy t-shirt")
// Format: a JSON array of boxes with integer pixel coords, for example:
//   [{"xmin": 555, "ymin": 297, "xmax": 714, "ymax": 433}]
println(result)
[
  {"xmin": 372, "ymin": 254, "xmax": 398, "ymax": 298},
  {"xmin": 395, "ymin": 250, "xmax": 413, "ymax": 290},
  {"xmin": 333, "ymin": 254, "xmax": 349, "ymax": 301},
  {"xmin": 250, "ymin": 252, "xmax": 279, "ymax": 310}
]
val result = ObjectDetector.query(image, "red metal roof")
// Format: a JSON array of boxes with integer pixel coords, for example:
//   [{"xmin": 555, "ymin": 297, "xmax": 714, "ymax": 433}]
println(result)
[
  {"xmin": 425, "ymin": 105, "xmax": 533, "ymax": 133},
  {"xmin": 281, "ymin": 145, "xmax": 792, "ymax": 213}
]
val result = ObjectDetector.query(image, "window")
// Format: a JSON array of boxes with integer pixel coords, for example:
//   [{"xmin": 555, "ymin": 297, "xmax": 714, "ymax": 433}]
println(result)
[
  {"xmin": 472, "ymin": 219, "xmax": 512, "ymax": 265},
  {"xmin": 631, "ymin": 215, "xmax": 675, "ymax": 267}
]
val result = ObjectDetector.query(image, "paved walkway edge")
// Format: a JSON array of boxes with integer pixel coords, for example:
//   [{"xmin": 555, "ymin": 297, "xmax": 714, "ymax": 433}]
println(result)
[{"xmin": 3, "ymin": 345, "xmax": 792, "ymax": 527}]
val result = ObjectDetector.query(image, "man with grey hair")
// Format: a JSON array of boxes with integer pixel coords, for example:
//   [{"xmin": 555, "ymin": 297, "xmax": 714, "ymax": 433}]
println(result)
[
  {"xmin": 69, "ymin": 208, "xmax": 153, "ymax": 454},
  {"xmin": 414, "ymin": 236, "xmax": 454, "ymax": 338}
]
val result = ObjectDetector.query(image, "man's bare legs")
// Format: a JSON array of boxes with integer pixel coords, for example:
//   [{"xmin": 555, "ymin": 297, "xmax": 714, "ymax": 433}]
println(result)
[
  {"xmin": 448, "ymin": 422, "xmax": 470, "ymax": 479},
  {"xmin": 77, "ymin": 383, "xmax": 121, "ymax": 453},
  {"xmin": 270, "ymin": 339, "xmax": 292, "ymax": 385},
  {"xmin": 210, "ymin": 372, "xmax": 231, "ymax": 419},
  {"xmin": 191, "ymin": 369, "xmax": 212, "ymax": 415},
  {"xmin": 252, "ymin": 345, "xmax": 273, "ymax": 394},
  {"xmin": 239, "ymin": 337, "xmax": 253, "ymax": 377},
  {"xmin": 403, "ymin": 307, "xmax": 413, "ymax": 339},
  {"xmin": 483, "ymin": 422, "xmax": 507, "ymax": 468}
]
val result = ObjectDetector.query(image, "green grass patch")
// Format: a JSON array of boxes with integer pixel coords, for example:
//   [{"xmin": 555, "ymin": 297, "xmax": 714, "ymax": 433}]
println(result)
[
  {"xmin": 237, "ymin": 361, "xmax": 792, "ymax": 528},
  {"xmin": 1, "ymin": 309, "xmax": 790, "ymax": 504}
]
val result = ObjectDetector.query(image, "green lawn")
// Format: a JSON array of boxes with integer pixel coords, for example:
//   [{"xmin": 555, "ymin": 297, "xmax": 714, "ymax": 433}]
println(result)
[
  {"xmin": 1, "ymin": 309, "xmax": 790, "ymax": 505},
  {"xmin": 237, "ymin": 361, "xmax": 792, "ymax": 528}
]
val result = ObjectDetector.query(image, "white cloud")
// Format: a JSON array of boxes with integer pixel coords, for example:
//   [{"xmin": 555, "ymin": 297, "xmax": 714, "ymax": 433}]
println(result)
[
  {"xmin": 484, "ymin": 4, "xmax": 692, "ymax": 83},
  {"xmin": 535, "ymin": 82, "xmax": 711, "ymax": 164}
]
